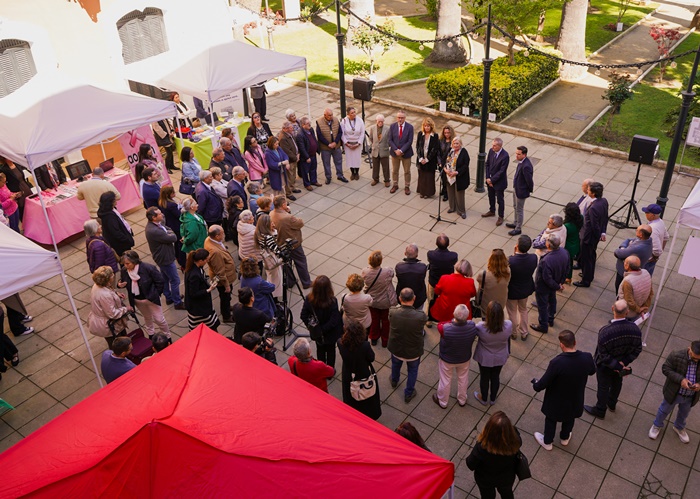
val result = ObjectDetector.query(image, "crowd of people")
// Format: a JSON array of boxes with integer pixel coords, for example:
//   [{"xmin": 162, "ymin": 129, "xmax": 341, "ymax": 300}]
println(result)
[{"xmin": 1, "ymin": 103, "xmax": 696, "ymax": 496}]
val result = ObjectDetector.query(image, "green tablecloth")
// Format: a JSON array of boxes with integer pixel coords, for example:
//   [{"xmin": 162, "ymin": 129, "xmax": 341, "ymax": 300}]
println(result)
[{"xmin": 175, "ymin": 119, "xmax": 250, "ymax": 169}]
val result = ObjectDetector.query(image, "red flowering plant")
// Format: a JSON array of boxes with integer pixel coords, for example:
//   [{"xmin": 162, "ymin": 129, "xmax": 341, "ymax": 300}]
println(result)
[{"xmin": 650, "ymin": 25, "xmax": 681, "ymax": 82}]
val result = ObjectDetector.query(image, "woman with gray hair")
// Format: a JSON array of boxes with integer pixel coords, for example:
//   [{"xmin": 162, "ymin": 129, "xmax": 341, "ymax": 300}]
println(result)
[
  {"xmin": 285, "ymin": 109, "xmax": 302, "ymax": 137},
  {"xmin": 429, "ymin": 258, "xmax": 477, "ymax": 322},
  {"xmin": 88, "ymin": 265, "xmax": 132, "ymax": 348},
  {"xmin": 434, "ymin": 304, "xmax": 478, "ymax": 408},
  {"xmin": 180, "ymin": 197, "xmax": 207, "ymax": 253},
  {"xmin": 84, "ymin": 219, "xmax": 119, "ymax": 274},
  {"xmin": 247, "ymin": 181, "xmax": 263, "ymax": 215},
  {"xmin": 288, "ymin": 337, "xmax": 336, "ymax": 392},
  {"xmin": 237, "ymin": 209, "xmax": 262, "ymax": 265}
]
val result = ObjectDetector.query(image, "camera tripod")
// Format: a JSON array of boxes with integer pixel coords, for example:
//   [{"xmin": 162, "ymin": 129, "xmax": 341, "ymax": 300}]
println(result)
[
  {"xmin": 430, "ymin": 170, "xmax": 457, "ymax": 232},
  {"xmin": 279, "ymin": 257, "xmax": 309, "ymax": 351}
]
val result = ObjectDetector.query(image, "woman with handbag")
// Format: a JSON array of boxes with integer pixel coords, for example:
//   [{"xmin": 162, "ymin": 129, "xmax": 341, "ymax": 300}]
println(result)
[
  {"xmin": 254, "ymin": 214, "xmax": 283, "ymax": 299},
  {"xmin": 264, "ymin": 136, "xmax": 289, "ymax": 198},
  {"xmin": 118, "ymin": 250, "xmax": 171, "ymax": 341},
  {"xmin": 361, "ymin": 250, "xmax": 397, "ymax": 348},
  {"xmin": 341, "ymin": 273, "xmax": 372, "ymax": 333},
  {"xmin": 244, "ymin": 136, "xmax": 268, "ymax": 183},
  {"xmin": 88, "ymin": 266, "xmax": 132, "ymax": 348},
  {"xmin": 180, "ymin": 146, "xmax": 201, "ymax": 196},
  {"xmin": 473, "ymin": 301, "xmax": 513, "ymax": 406},
  {"xmin": 300, "ymin": 275, "xmax": 343, "ymax": 370},
  {"xmin": 478, "ymin": 249, "xmax": 511, "ymax": 317},
  {"xmin": 180, "ymin": 198, "xmax": 207, "ymax": 254},
  {"xmin": 338, "ymin": 320, "xmax": 381, "ymax": 420},
  {"xmin": 415, "ymin": 117, "xmax": 440, "ymax": 198},
  {"xmin": 466, "ymin": 411, "xmax": 524, "ymax": 499},
  {"xmin": 184, "ymin": 248, "xmax": 220, "ymax": 331}
]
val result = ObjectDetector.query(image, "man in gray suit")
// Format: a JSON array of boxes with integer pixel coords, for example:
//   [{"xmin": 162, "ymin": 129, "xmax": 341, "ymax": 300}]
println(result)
[
  {"xmin": 368, "ymin": 114, "xmax": 391, "ymax": 187},
  {"xmin": 613, "ymin": 224, "xmax": 653, "ymax": 292},
  {"xmin": 388, "ymin": 110, "xmax": 414, "ymax": 195}
]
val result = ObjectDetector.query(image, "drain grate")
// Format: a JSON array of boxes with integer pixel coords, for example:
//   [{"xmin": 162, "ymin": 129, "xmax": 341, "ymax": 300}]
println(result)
[
  {"xmin": 550, "ymin": 117, "xmax": 563, "ymax": 124},
  {"xmin": 570, "ymin": 113, "xmax": 589, "ymax": 121}
]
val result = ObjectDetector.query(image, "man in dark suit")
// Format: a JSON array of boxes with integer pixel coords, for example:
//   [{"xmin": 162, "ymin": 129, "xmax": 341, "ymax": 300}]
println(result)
[
  {"xmin": 427, "ymin": 234, "xmax": 458, "ymax": 320},
  {"xmin": 507, "ymin": 235, "xmax": 538, "ymax": 340},
  {"xmin": 482, "ymin": 137, "xmax": 509, "ymax": 226},
  {"xmin": 584, "ymin": 300, "xmax": 642, "ymax": 419},
  {"xmin": 574, "ymin": 181, "xmax": 608, "ymax": 287},
  {"xmin": 226, "ymin": 166, "xmax": 248, "ymax": 206},
  {"xmin": 279, "ymin": 121, "xmax": 302, "ymax": 197},
  {"xmin": 220, "ymin": 137, "xmax": 247, "ymax": 173},
  {"xmin": 209, "ymin": 147, "xmax": 229, "ymax": 180},
  {"xmin": 388, "ymin": 110, "xmax": 414, "ymax": 195},
  {"xmin": 395, "ymin": 244, "xmax": 428, "ymax": 311},
  {"xmin": 613, "ymin": 224, "xmax": 653, "ymax": 291},
  {"xmin": 530, "ymin": 235, "xmax": 569, "ymax": 334},
  {"xmin": 195, "ymin": 170, "xmax": 224, "ymax": 227},
  {"xmin": 296, "ymin": 117, "xmax": 321, "ymax": 190},
  {"xmin": 532, "ymin": 330, "xmax": 596, "ymax": 450},
  {"xmin": 506, "ymin": 145, "xmax": 534, "ymax": 236}
]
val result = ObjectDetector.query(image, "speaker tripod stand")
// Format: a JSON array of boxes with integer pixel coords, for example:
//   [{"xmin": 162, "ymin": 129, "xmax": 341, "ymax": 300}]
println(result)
[
  {"xmin": 609, "ymin": 160, "xmax": 643, "ymax": 229},
  {"xmin": 430, "ymin": 171, "xmax": 457, "ymax": 232}
]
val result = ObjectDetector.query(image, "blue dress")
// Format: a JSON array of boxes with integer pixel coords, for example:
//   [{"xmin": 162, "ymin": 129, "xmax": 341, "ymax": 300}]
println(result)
[
  {"xmin": 240, "ymin": 275, "xmax": 276, "ymax": 318},
  {"xmin": 264, "ymin": 147, "xmax": 289, "ymax": 192}
]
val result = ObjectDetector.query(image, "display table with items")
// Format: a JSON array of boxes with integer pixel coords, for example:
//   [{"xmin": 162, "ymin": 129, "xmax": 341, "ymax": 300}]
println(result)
[
  {"xmin": 174, "ymin": 118, "xmax": 249, "ymax": 168},
  {"xmin": 23, "ymin": 167, "xmax": 141, "ymax": 244}
]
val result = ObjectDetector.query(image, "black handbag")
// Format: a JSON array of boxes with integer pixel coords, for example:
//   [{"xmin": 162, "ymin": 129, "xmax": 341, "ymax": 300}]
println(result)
[
  {"xmin": 179, "ymin": 177, "xmax": 195, "ymax": 195},
  {"xmin": 471, "ymin": 270, "xmax": 487, "ymax": 319},
  {"xmin": 515, "ymin": 451, "xmax": 531, "ymax": 480},
  {"xmin": 305, "ymin": 305, "xmax": 323, "ymax": 342}
]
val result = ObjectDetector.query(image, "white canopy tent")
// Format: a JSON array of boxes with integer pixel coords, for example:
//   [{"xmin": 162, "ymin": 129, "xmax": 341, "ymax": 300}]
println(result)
[
  {"xmin": 0, "ymin": 71, "xmax": 177, "ymax": 387},
  {"xmin": 643, "ymin": 179, "xmax": 700, "ymax": 344},
  {"xmin": 123, "ymin": 40, "xmax": 310, "ymax": 121}
]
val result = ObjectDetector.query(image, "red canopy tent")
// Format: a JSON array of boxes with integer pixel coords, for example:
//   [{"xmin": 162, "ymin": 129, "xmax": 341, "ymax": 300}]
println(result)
[{"xmin": 0, "ymin": 326, "xmax": 454, "ymax": 498}]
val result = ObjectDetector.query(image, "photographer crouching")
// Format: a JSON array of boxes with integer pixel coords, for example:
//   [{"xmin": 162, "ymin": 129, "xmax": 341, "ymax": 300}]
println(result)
[
  {"xmin": 231, "ymin": 287, "xmax": 272, "ymax": 344},
  {"xmin": 241, "ymin": 331, "xmax": 277, "ymax": 365}
]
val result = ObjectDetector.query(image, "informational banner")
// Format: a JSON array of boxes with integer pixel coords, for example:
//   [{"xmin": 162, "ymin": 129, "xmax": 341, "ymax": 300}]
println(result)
[
  {"xmin": 686, "ymin": 117, "xmax": 700, "ymax": 148},
  {"xmin": 117, "ymin": 125, "xmax": 172, "ymax": 188}
]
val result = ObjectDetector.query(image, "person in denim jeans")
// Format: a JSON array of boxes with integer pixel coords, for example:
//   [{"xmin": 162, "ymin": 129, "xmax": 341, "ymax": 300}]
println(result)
[
  {"xmin": 649, "ymin": 342, "xmax": 700, "ymax": 444},
  {"xmin": 388, "ymin": 288, "xmax": 427, "ymax": 403}
]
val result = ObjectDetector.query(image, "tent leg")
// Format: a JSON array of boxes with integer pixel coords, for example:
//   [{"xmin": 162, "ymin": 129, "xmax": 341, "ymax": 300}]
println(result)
[
  {"xmin": 305, "ymin": 67, "xmax": 311, "ymax": 119},
  {"xmin": 448, "ymin": 484, "xmax": 454, "ymax": 499},
  {"xmin": 29, "ymin": 168, "xmax": 104, "ymax": 388},
  {"xmin": 642, "ymin": 221, "xmax": 681, "ymax": 346},
  {"xmin": 99, "ymin": 142, "xmax": 107, "ymax": 161}
]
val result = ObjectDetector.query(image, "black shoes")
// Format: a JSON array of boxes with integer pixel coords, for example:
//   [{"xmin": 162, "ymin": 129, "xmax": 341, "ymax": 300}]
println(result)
[
  {"xmin": 573, "ymin": 281, "xmax": 590, "ymax": 288},
  {"xmin": 338, "ymin": 176, "xmax": 348, "ymax": 183},
  {"xmin": 287, "ymin": 195, "xmax": 297, "ymax": 201},
  {"xmin": 530, "ymin": 324, "xmax": 548, "ymax": 334},
  {"xmin": 405, "ymin": 390, "xmax": 417, "ymax": 403},
  {"xmin": 508, "ymin": 229, "xmax": 522, "ymax": 236},
  {"xmin": 584, "ymin": 405, "xmax": 605, "ymax": 419},
  {"xmin": 505, "ymin": 223, "xmax": 517, "ymax": 229}
]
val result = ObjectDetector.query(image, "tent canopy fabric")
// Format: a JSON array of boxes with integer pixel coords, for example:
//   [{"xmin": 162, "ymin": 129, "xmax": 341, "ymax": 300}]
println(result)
[
  {"xmin": 124, "ymin": 40, "xmax": 307, "ymax": 103},
  {"xmin": 677, "ymin": 179, "xmax": 700, "ymax": 229},
  {"xmin": 0, "ymin": 223, "xmax": 62, "ymax": 301},
  {"xmin": 0, "ymin": 326, "xmax": 454, "ymax": 498},
  {"xmin": 0, "ymin": 71, "xmax": 177, "ymax": 169}
]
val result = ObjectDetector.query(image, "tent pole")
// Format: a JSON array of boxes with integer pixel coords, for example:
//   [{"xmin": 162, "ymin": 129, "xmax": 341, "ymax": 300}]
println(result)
[
  {"xmin": 642, "ymin": 221, "xmax": 681, "ymax": 346},
  {"xmin": 448, "ymin": 484, "xmax": 454, "ymax": 499},
  {"xmin": 28, "ymin": 167, "xmax": 104, "ymax": 388},
  {"xmin": 99, "ymin": 141, "xmax": 107, "ymax": 161},
  {"xmin": 208, "ymin": 91, "xmax": 218, "ymax": 143},
  {"xmin": 305, "ymin": 66, "xmax": 311, "ymax": 119}
]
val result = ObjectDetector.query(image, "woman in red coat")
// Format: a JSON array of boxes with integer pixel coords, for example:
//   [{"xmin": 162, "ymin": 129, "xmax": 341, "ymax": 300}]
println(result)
[{"xmin": 430, "ymin": 259, "xmax": 477, "ymax": 322}]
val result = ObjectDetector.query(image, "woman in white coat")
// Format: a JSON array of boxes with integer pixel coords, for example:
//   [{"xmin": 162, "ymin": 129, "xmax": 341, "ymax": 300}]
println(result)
[{"xmin": 341, "ymin": 107, "xmax": 365, "ymax": 181}]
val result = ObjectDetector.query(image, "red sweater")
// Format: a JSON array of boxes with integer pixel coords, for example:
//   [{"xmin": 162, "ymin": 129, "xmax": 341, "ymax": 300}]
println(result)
[
  {"xmin": 430, "ymin": 273, "xmax": 476, "ymax": 322},
  {"xmin": 288, "ymin": 356, "xmax": 335, "ymax": 392}
]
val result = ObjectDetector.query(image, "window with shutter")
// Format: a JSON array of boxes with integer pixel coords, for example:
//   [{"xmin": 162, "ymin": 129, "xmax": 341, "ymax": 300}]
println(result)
[
  {"xmin": 116, "ymin": 8, "xmax": 168, "ymax": 65},
  {"xmin": 0, "ymin": 40, "xmax": 37, "ymax": 98}
]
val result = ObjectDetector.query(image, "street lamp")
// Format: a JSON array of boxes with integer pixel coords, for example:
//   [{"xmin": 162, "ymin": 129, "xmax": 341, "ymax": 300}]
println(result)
[
  {"xmin": 475, "ymin": 5, "xmax": 492, "ymax": 194},
  {"xmin": 335, "ymin": 0, "xmax": 347, "ymax": 117}
]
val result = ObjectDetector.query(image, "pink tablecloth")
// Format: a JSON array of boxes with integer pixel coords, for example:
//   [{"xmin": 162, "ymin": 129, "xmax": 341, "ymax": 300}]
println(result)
[{"xmin": 23, "ymin": 169, "xmax": 141, "ymax": 245}]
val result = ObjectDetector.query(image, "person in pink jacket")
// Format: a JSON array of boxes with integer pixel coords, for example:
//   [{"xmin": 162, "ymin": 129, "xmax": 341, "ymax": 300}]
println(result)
[
  {"xmin": 88, "ymin": 266, "xmax": 132, "ymax": 349},
  {"xmin": 244, "ymin": 136, "xmax": 268, "ymax": 182}
]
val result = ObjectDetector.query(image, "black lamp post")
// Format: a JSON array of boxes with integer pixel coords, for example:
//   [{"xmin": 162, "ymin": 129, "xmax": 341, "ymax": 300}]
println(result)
[
  {"xmin": 475, "ymin": 5, "xmax": 493, "ymax": 194},
  {"xmin": 657, "ymin": 46, "xmax": 700, "ymax": 217},
  {"xmin": 335, "ymin": 0, "xmax": 347, "ymax": 117}
]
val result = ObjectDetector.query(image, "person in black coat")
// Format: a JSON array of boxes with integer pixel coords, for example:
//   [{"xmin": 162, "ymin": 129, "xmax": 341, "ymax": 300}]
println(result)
[
  {"xmin": 158, "ymin": 185, "xmax": 186, "ymax": 268},
  {"xmin": 415, "ymin": 118, "xmax": 440, "ymax": 198},
  {"xmin": 574, "ymin": 181, "xmax": 609, "ymax": 288},
  {"xmin": 338, "ymin": 320, "xmax": 382, "ymax": 420},
  {"xmin": 482, "ymin": 137, "xmax": 509, "ymax": 226},
  {"xmin": 506, "ymin": 146, "xmax": 534, "ymax": 236},
  {"xmin": 97, "ymin": 191, "xmax": 134, "ymax": 256},
  {"xmin": 231, "ymin": 287, "xmax": 271, "ymax": 344},
  {"xmin": 506, "ymin": 235, "xmax": 538, "ymax": 340},
  {"xmin": 427, "ymin": 233, "xmax": 458, "ymax": 317},
  {"xmin": 466, "ymin": 411, "xmax": 522, "ymax": 499},
  {"xmin": 395, "ymin": 244, "xmax": 428, "ymax": 310},
  {"xmin": 530, "ymin": 235, "xmax": 569, "ymax": 335},
  {"xmin": 443, "ymin": 137, "xmax": 470, "ymax": 219},
  {"xmin": 532, "ymin": 330, "xmax": 596, "ymax": 450},
  {"xmin": 184, "ymin": 248, "xmax": 220, "ymax": 332},
  {"xmin": 300, "ymin": 275, "xmax": 343, "ymax": 370}
]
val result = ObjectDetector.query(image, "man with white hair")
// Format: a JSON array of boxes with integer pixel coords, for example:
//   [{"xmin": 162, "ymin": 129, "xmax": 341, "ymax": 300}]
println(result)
[
  {"xmin": 530, "ymin": 235, "xmax": 569, "ymax": 335},
  {"xmin": 288, "ymin": 337, "xmax": 336, "ymax": 392},
  {"xmin": 395, "ymin": 244, "xmax": 428, "ymax": 311},
  {"xmin": 532, "ymin": 214, "xmax": 567, "ymax": 257},
  {"xmin": 368, "ymin": 113, "xmax": 391, "ymax": 187},
  {"xmin": 482, "ymin": 137, "xmax": 509, "ymax": 226},
  {"xmin": 220, "ymin": 136, "xmax": 247, "ymax": 172},
  {"xmin": 209, "ymin": 147, "xmax": 229, "ymax": 180},
  {"xmin": 195, "ymin": 170, "xmax": 224, "ymax": 227},
  {"xmin": 76, "ymin": 166, "xmax": 120, "ymax": 218},
  {"xmin": 316, "ymin": 108, "xmax": 347, "ymax": 184},
  {"xmin": 279, "ymin": 121, "xmax": 302, "ymax": 197},
  {"xmin": 296, "ymin": 116, "xmax": 321, "ymax": 190},
  {"xmin": 433, "ymin": 304, "xmax": 478, "ymax": 409},
  {"xmin": 226, "ymin": 166, "xmax": 248, "ymax": 205}
]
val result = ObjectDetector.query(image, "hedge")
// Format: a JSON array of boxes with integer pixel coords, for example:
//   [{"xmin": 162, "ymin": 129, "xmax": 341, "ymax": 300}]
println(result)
[{"xmin": 426, "ymin": 52, "xmax": 560, "ymax": 119}]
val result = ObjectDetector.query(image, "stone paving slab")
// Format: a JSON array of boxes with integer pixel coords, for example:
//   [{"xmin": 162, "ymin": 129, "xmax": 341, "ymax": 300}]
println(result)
[{"xmin": 1, "ymin": 82, "xmax": 700, "ymax": 497}]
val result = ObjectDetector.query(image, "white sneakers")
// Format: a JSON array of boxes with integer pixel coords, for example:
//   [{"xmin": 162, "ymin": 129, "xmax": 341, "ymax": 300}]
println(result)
[
  {"xmin": 561, "ymin": 431, "xmax": 572, "ymax": 446},
  {"xmin": 649, "ymin": 424, "xmax": 691, "ymax": 443},
  {"xmin": 534, "ymin": 432, "xmax": 553, "ymax": 451},
  {"xmin": 649, "ymin": 425, "xmax": 661, "ymax": 440},
  {"xmin": 673, "ymin": 426, "xmax": 690, "ymax": 444}
]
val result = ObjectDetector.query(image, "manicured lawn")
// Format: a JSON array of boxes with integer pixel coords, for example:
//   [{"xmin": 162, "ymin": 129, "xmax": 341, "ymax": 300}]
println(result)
[
  {"xmin": 521, "ymin": 0, "xmax": 657, "ymax": 54},
  {"xmin": 271, "ymin": 11, "xmax": 453, "ymax": 84},
  {"xmin": 581, "ymin": 32, "xmax": 700, "ymax": 169}
]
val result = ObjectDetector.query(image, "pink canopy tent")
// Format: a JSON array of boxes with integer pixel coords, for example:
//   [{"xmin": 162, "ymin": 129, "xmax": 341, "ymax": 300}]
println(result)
[{"xmin": 0, "ymin": 326, "xmax": 454, "ymax": 498}]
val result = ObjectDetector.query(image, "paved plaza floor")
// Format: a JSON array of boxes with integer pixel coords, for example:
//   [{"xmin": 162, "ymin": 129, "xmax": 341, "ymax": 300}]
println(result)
[{"xmin": 2, "ymin": 83, "xmax": 700, "ymax": 498}]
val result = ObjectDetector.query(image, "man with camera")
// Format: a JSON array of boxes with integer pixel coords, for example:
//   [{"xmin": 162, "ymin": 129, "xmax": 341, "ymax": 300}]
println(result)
[
  {"xmin": 241, "ymin": 331, "xmax": 277, "ymax": 365},
  {"xmin": 231, "ymin": 287, "xmax": 272, "ymax": 344},
  {"xmin": 269, "ymin": 195, "xmax": 311, "ymax": 289}
]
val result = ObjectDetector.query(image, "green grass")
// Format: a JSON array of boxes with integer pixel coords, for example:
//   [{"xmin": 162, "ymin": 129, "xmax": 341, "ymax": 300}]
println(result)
[
  {"xmin": 581, "ymin": 32, "xmax": 700, "ymax": 169},
  {"xmin": 521, "ymin": 0, "xmax": 657, "ymax": 55},
  {"xmin": 271, "ymin": 11, "xmax": 447, "ymax": 84}
]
